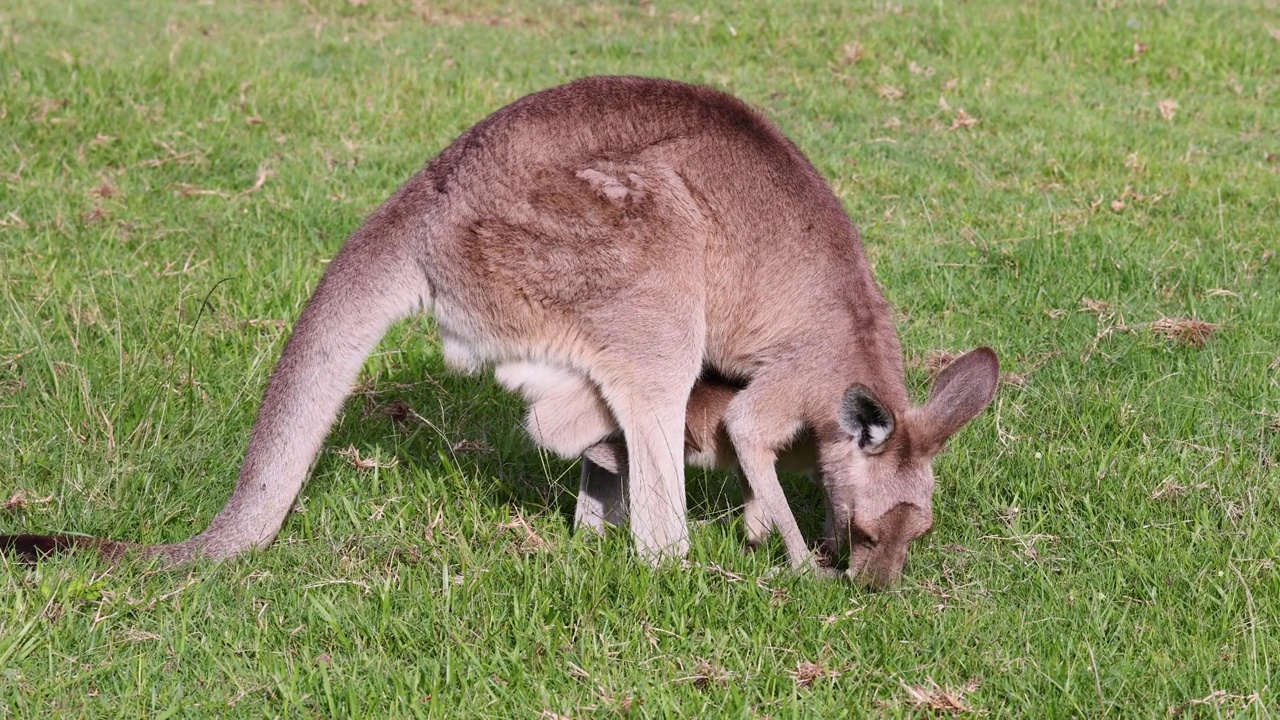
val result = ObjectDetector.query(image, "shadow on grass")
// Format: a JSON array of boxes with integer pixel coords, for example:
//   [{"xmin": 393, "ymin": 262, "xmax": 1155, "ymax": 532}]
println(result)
[{"xmin": 307, "ymin": 353, "xmax": 831, "ymax": 562}]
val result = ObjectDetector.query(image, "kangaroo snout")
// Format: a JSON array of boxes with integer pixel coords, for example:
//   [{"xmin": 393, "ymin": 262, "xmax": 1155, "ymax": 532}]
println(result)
[{"xmin": 836, "ymin": 502, "xmax": 934, "ymax": 590}]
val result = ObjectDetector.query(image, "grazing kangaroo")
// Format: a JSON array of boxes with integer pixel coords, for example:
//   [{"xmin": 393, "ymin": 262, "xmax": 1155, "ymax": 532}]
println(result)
[{"xmin": 1, "ymin": 76, "xmax": 998, "ymax": 587}]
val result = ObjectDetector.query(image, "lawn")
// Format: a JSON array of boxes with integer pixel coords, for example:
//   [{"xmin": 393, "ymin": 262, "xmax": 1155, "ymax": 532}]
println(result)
[{"xmin": 1, "ymin": 0, "xmax": 1278, "ymax": 716}]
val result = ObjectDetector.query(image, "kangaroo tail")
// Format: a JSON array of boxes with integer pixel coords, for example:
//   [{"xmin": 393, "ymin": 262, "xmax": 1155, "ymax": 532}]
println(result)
[
  {"xmin": 167, "ymin": 208, "xmax": 433, "ymax": 564},
  {"xmin": 3, "ymin": 192, "xmax": 436, "ymax": 567},
  {"xmin": 0, "ymin": 534, "xmax": 130, "ymax": 564}
]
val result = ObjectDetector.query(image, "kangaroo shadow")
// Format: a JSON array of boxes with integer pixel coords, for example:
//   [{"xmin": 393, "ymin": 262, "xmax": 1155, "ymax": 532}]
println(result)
[{"xmin": 311, "ymin": 348, "xmax": 830, "ymax": 556}]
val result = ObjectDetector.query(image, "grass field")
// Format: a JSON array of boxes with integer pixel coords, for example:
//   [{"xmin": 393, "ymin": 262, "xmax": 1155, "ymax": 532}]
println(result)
[{"xmin": 2, "ymin": 0, "xmax": 1278, "ymax": 716}]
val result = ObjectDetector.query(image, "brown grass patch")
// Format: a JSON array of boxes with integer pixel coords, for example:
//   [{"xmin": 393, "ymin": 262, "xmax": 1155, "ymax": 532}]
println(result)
[
  {"xmin": 1079, "ymin": 297, "xmax": 1113, "ymax": 318},
  {"xmin": 792, "ymin": 659, "xmax": 842, "ymax": 689},
  {"xmin": 950, "ymin": 108, "xmax": 979, "ymax": 130},
  {"xmin": 91, "ymin": 181, "xmax": 117, "ymax": 200},
  {"xmin": 1150, "ymin": 477, "xmax": 1207, "ymax": 500},
  {"xmin": 877, "ymin": 85, "xmax": 905, "ymax": 101},
  {"xmin": 920, "ymin": 349, "xmax": 961, "ymax": 378},
  {"xmin": 1000, "ymin": 372, "xmax": 1027, "ymax": 387},
  {"xmin": 1149, "ymin": 316, "xmax": 1218, "ymax": 347},
  {"xmin": 676, "ymin": 658, "xmax": 733, "ymax": 689},
  {"xmin": 30, "ymin": 97, "xmax": 69, "ymax": 123}
]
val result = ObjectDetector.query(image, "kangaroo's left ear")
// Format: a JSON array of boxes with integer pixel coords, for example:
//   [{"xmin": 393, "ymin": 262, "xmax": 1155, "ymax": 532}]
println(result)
[
  {"xmin": 915, "ymin": 347, "xmax": 1000, "ymax": 455},
  {"xmin": 838, "ymin": 384, "xmax": 895, "ymax": 453}
]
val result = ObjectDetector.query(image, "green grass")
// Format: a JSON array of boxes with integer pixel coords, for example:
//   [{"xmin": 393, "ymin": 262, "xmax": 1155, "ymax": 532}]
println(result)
[{"xmin": 2, "ymin": 0, "xmax": 1278, "ymax": 715}]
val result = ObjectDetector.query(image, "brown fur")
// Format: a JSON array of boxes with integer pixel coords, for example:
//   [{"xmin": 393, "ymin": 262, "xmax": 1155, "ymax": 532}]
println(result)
[
  {"xmin": 517, "ymin": 348, "xmax": 997, "ymax": 586},
  {"xmin": 1, "ymin": 76, "xmax": 998, "ymax": 586}
]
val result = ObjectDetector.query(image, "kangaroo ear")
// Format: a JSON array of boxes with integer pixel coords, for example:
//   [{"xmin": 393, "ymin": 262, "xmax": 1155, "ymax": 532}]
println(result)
[
  {"xmin": 838, "ymin": 384, "xmax": 896, "ymax": 453},
  {"xmin": 917, "ymin": 347, "xmax": 1000, "ymax": 454}
]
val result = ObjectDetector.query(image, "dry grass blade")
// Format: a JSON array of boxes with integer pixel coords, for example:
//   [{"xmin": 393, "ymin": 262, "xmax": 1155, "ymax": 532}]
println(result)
[
  {"xmin": 451, "ymin": 438, "xmax": 491, "ymax": 453},
  {"xmin": 1205, "ymin": 288, "xmax": 1241, "ymax": 298},
  {"xmin": 120, "ymin": 628, "xmax": 163, "ymax": 643},
  {"xmin": 335, "ymin": 445, "xmax": 399, "ymax": 471},
  {"xmin": 301, "ymin": 578, "xmax": 372, "ymax": 594},
  {"xmin": 174, "ymin": 163, "xmax": 275, "ymax": 198},
  {"xmin": 499, "ymin": 509, "xmax": 548, "ymax": 553},
  {"xmin": 681, "ymin": 559, "xmax": 744, "ymax": 583},
  {"xmin": 1167, "ymin": 690, "xmax": 1261, "ymax": 716},
  {"xmin": 29, "ymin": 97, "xmax": 68, "ymax": 122},
  {"xmin": 241, "ymin": 163, "xmax": 276, "ymax": 195},
  {"xmin": 5, "ymin": 491, "xmax": 55, "ymax": 510},
  {"xmin": 1079, "ymin": 297, "xmax": 1113, "ymax": 318},
  {"xmin": 175, "ymin": 184, "xmax": 233, "ymax": 198},
  {"xmin": 900, "ymin": 677, "xmax": 981, "ymax": 714},
  {"xmin": 675, "ymin": 658, "xmax": 732, "ymax": 689},
  {"xmin": 983, "ymin": 532, "xmax": 1057, "ymax": 561}
]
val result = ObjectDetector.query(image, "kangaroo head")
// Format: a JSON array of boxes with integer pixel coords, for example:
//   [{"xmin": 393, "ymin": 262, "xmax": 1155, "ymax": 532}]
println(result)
[{"xmin": 821, "ymin": 347, "xmax": 999, "ymax": 589}]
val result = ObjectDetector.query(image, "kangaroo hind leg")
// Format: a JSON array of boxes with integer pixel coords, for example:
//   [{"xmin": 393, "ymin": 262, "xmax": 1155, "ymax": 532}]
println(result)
[{"xmin": 592, "ymin": 341, "xmax": 702, "ymax": 565}]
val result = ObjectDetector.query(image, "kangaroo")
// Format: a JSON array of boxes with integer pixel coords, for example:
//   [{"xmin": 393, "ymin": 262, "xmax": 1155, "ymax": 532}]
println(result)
[
  {"xmin": 503, "ymin": 347, "xmax": 997, "ymax": 586},
  {"xmin": 0, "ymin": 76, "xmax": 998, "ymax": 587}
]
